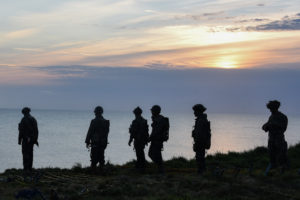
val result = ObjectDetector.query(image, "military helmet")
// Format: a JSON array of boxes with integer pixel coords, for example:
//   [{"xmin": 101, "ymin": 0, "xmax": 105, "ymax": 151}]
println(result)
[
  {"xmin": 22, "ymin": 107, "xmax": 31, "ymax": 114},
  {"xmin": 151, "ymin": 105, "xmax": 161, "ymax": 114},
  {"xmin": 94, "ymin": 106, "xmax": 103, "ymax": 114},
  {"xmin": 192, "ymin": 104, "xmax": 206, "ymax": 113},
  {"xmin": 133, "ymin": 107, "xmax": 142, "ymax": 115},
  {"xmin": 267, "ymin": 100, "xmax": 280, "ymax": 110}
]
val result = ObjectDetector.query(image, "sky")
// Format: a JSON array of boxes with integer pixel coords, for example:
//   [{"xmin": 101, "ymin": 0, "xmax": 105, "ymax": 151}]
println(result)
[{"xmin": 1, "ymin": 0, "xmax": 300, "ymax": 113}]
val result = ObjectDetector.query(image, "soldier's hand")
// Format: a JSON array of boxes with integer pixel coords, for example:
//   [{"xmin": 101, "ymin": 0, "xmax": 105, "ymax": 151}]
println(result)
[
  {"xmin": 86, "ymin": 143, "xmax": 90, "ymax": 149},
  {"xmin": 262, "ymin": 124, "xmax": 268, "ymax": 132},
  {"xmin": 128, "ymin": 141, "xmax": 132, "ymax": 146},
  {"xmin": 35, "ymin": 141, "xmax": 39, "ymax": 147}
]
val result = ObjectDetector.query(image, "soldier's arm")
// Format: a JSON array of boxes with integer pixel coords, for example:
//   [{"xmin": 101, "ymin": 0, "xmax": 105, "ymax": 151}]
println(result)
[
  {"xmin": 18, "ymin": 122, "xmax": 23, "ymax": 145},
  {"xmin": 165, "ymin": 117, "xmax": 170, "ymax": 133},
  {"xmin": 262, "ymin": 117, "xmax": 271, "ymax": 132},
  {"xmin": 128, "ymin": 124, "xmax": 134, "ymax": 145},
  {"xmin": 33, "ymin": 118, "xmax": 39, "ymax": 143},
  {"xmin": 85, "ymin": 120, "xmax": 94, "ymax": 144},
  {"xmin": 192, "ymin": 119, "xmax": 200, "ymax": 138},
  {"xmin": 283, "ymin": 116, "xmax": 289, "ymax": 131},
  {"xmin": 145, "ymin": 120, "xmax": 149, "ymax": 137},
  {"xmin": 106, "ymin": 120, "xmax": 110, "ymax": 138}
]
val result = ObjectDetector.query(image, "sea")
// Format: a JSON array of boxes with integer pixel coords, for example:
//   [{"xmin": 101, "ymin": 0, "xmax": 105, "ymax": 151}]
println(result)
[{"xmin": 0, "ymin": 109, "xmax": 300, "ymax": 173}]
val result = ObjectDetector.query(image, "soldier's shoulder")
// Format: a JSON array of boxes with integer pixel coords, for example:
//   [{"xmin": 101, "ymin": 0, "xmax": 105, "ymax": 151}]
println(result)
[
  {"xmin": 104, "ymin": 118, "xmax": 110, "ymax": 125},
  {"xmin": 31, "ymin": 116, "xmax": 37, "ymax": 122},
  {"xmin": 138, "ymin": 117, "xmax": 147, "ymax": 122},
  {"xmin": 142, "ymin": 117, "xmax": 148, "ymax": 123},
  {"xmin": 158, "ymin": 114, "xmax": 168, "ymax": 120},
  {"xmin": 278, "ymin": 111, "xmax": 288, "ymax": 119},
  {"xmin": 281, "ymin": 112, "xmax": 288, "ymax": 121}
]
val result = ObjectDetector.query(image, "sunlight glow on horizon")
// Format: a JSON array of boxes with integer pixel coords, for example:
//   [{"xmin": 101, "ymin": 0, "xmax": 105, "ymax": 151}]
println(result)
[{"xmin": 214, "ymin": 60, "xmax": 238, "ymax": 69}]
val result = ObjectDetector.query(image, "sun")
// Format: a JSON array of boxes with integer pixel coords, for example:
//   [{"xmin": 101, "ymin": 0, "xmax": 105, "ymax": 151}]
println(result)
[
  {"xmin": 217, "ymin": 61, "xmax": 237, "ymax": 69},
  {"xmin": 214, "ymin": 56, "xmax": 239, "ymax": 69}
]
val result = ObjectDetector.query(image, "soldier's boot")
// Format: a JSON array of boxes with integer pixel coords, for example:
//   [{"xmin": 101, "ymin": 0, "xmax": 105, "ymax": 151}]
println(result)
[
  {"xmin": 90, "ymin": 162, "xmax": 97, "ymax": 174},
  {"xmin": 280, "ymin": 166, "xmax": 286, "ymax": 174},
  {"xmin": 264, "ymin": 163, "xmax": 273, "ymax": 176},
  {"xmin": 140, "ymin": 161, "xmax": 146, "ymax": 173},
  {"xmin": 197, "ymin": 166, "xmax": 206, "ymax": 175},
  {"xmin": 98, "ymin": 161, "xmax": 105, "ymax": 174},
  {"xmin": 158, "ymin": 164, "xmax": 165, "ymax": 174},
  {"xmin": 197, "ymin": 161, "xmax": 206, "ymax": 175}
]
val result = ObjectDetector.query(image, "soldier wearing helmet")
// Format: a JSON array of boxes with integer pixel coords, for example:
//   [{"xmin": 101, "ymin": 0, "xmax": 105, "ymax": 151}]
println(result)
[
  {"xmin": 85, "ymin": 106, "xmax": 110, "ymax": 172},
  {"xmin": 148, "ymin": 105, "xmax": 169, "ymax": 173},
  {"xmin": 18, "ymin": 107, "xmax": 39, "ymax": 171},
  {"xmin": 192, "ymin": 104, "xmax": 211, "ymax": 174},
  {"xmin": 262, "ymin": 100, "xmax": 288, "ymax": 175},
  {"xmin": 128, "ymin": 107, "xmax": 149, "ymax": 171}
]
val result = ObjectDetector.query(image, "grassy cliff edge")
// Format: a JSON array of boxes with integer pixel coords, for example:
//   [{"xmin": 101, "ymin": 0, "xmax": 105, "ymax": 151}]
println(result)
[{"xmin": 1, "ymin": 144, "xmax": 300, "ymax": 200}]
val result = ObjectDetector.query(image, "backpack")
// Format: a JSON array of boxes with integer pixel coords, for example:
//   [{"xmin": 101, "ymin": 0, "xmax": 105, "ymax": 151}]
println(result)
[
  {"xmin": 204, "ymin": 121, "xmax": 211, "ymax": 150},
  {"xmin": 162, "ymin": 117, "xmax": 170, "ymax": 142}
]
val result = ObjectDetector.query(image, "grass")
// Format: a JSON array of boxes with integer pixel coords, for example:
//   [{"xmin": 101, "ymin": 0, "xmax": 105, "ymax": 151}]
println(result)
[{"xmin": 1, "ymin": 144, "xmax": 300, "ymax": 199}]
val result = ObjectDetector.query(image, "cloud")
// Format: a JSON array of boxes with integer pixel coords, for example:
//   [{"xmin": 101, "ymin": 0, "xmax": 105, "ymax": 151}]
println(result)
[
  {"xmin": 203, "ymin": 11, "xmax": 224, "ymax": 17},
  {"xmin": 37, "ymin": 66, "xmax": 89, "ymax": 78},
  {"xmin": 257, "ymin": 3, "xmax": 265, "ymax": 7},
  {"xmin": 236, "ymin": 18, "xmax": 269, "ymax": 23},
  {"xmin": 2, "ymin": 28, "xmax": 38, "ymax": 40},
  {"xmin": 0, "ymin": 66, "xmax": 55, "ymax": 85},
  {"xmin": 247, "ymin": 13, "xmax": 300, "ymax": 31},
  {"xmin": 14, "ymin": 48, "xmax": 43, "ymax": 52},
  {"xmin": 174, "ymin": 11, "xmax": 225, "ymax": 22}
]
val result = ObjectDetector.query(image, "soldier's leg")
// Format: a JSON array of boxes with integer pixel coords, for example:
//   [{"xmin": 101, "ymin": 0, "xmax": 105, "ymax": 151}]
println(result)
[
  {"xmin": 151, "ymin": 143, "xmax": 162, "ymax": 164},
  {"xmin": 279, "ymin": 141, "xmax": 289, "ymax": 169},
  {"xmin": 22, "ymin": 142, "xmax": 32, "ymax": 171},
  {"xmin": 156, "ymin": 147, "xmax": 163, "ymax": 166},
  {"xmin": 283, "ymin": 141, "xmax": 289, "ymax": 167},
  {"xmin": 90, "ymin": 146, "xmax": 98, "ymax": 168},
  {"xmin": 157, "ymin": 150, "xmax": 164, "ymax": 173},
  {"xmin": 148, "ymin": 143, "xmax": 155, "ymax": 162},
  {"xmin": 196, "ymin": 147, "xmax": 206, "ymax": 174},
  {"xmin": 28, "ymin": 143, "xmax": 34, "ymax": 171},
  {"xmin": 135, "ymin": 145, "xmax": 140, "ymax": 168},
  {"xmin": 135, "ymin": 145, "xmax": 146, "ymax": 169},
  {"xmin": 268, "ymin": 142, "xmax": 277, "ymax": 168},
  {"xmin": 153, "ymin": 142, "xmax": 164, "ymax": 173},
  {"xmin": 148, "ymin": 142, "xmax": 162, "ymax": 166},
  {"xmin": 22, "ymin": 143, "xmax": 28, "ymax": 170},
  {"xmin": 140, "ymin": 146, "xmax": 146, "ymax": 169},
  {"xmin": 99, "ymin": 146, "xmax": 105, "ymax": 168}
]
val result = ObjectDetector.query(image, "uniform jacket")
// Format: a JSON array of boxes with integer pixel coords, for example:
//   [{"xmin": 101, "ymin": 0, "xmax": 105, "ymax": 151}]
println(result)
[
  {"xmin": 263, "ymin": 111, "xmax": 288, "ymax": 141},
  {"xmin": 129, "ymin": 116, "xmax": 149, "ymax": 145},
  {"xmin": 85, "ymin": 116, "xmax": 110, "ymax": 146},
  {"xmin": 149, "ymin": 115, "xmax": 169, "ymax": 142},
  {"xmin": 192, "ymin": 113, "xmax": 210, "ymax": 145},
  {"xmin": 18, "ymin": 114, "xmax": 39, "ymax": 144}
]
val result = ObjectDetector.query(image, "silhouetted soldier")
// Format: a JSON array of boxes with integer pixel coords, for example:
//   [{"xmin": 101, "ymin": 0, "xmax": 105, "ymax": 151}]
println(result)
[
  {"xmin": 148, "ymin": 105, "xmax": 169, "ymax": 173},
  {"xmin": 192, "ymin": 104, "xmax": 211, "ymax": 174},
  {"xmin": 128, "ymin": 107, "xmax": 149, "ymax": 170},
  {"xmin": 18, "ymin": 107, "xmax": 39, "ymax": 171},
  {"xmin": 85, "ymin": 106, "xmax": 110, "ymax": 171},
  {"xmin": 262, "ymin": 100, "xmax": 288, "ymax": 175}
]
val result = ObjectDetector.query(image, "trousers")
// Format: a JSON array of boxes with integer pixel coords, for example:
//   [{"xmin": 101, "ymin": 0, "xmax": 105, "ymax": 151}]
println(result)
[{"xmin": 22, "ymin": 141, "xmax": 34, "ymax": 171}]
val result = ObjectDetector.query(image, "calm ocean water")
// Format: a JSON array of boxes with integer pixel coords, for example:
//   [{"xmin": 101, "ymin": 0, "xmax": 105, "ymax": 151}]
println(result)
[{"xmin": 0, "ymin": 109, "xmax": 300, "ymax": 172}]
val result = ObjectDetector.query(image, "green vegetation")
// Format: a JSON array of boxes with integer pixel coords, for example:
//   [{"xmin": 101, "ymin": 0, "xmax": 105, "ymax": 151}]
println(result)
[{"xmin": 1, "ymin": 144, "xmax": 300, "ymax": 200}]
